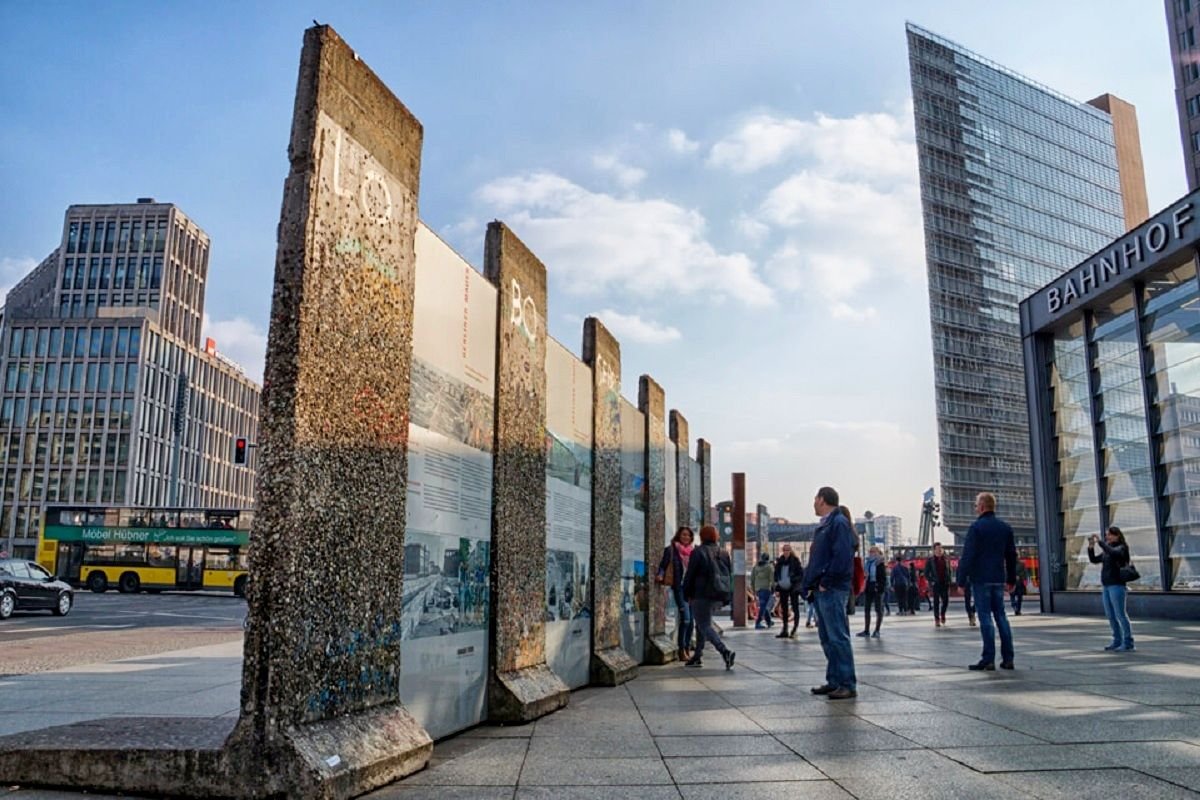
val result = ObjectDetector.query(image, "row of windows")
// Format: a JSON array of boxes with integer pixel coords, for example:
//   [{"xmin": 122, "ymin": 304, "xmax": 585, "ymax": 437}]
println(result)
[
  {"xmin": 58, "ymin": 292, "xmax": 160, "ymax": 319},
  {"xmin": 3, "ymin": 362, "xmax": 140, "ymax": 396},
  {"xmin": 7, "ymin": 326, "xmax": 142, "ymax": 360},
  {"xmin": 60, "ymin": 256, "xmax": 162, "ymax": 292},
  {"xmin": 2, "ymin": 431, "xmax": 132, "ymax": 471},
  {"xmin": 65, "ymin": 218, "xmax": 167, "ymax": 256},
  {"xmin": 0, "ymin": 397, "xmax": 136, "ymax": 433}
]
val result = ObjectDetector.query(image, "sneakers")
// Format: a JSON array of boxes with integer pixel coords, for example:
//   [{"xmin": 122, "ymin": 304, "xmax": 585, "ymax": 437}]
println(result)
[
  {"xmin": 1114, "ymin": 644, "xmax": 1135, "ymax": 652},
  {"xmin": 755, "ymin": 624, "xmax": 765, "ymax": 630},
  {"xmin": 872, "ymin": 630, "xmax": 881, "ymax": 638},
  {"xmin": 1104, "ymin": 643, "xmax": 1120, "ymax": 652},
  {"xmin": 968, "ymin": 661, "xmax": 996, "ymax": 671},
  {"xmin": 684, "ymin": 657, "xmax": 703, "ymax": 668},
  {"xmin": 856, "ymin": 630, "xmax": 870, "ymax": 637},
  {"xmin": 723, "ymin": 650, "xmax": 736, "ymax": 671},
  {"xmin": 827, "ymin": 688, "xmax": 857, "ymax": 700},
  {"xmin": 935, "ymin": 619, "xmax": 942, "ymax": 628},
  {"xmin": 775, "ymin": 630, "xmax": 789, "ymax": 639},
  {"xmin": 1000, "ymin": 661, "xmax": 1014, "ymax": 670},
  {"xmin": 811, "ymin": 684, "xmax": 836, "ymax": 695}
]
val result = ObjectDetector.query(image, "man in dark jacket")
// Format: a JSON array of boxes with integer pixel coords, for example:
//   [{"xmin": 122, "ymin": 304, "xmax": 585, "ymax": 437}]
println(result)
[
  {"xmin": 774, "ymin": 544, "xmax": 803, "ymax": 639},
  {"xmin": 681, "ymin": 525, "xmax": 735, "ymax": 670},
  {"xmin": 956, "ymin": 492, "xmax": 1017, "ymax": 671},
  {"xmin": 802, "ymin": 486, "xmax": 857, "ymax": 700},
  {"xmin": 925, "ymin": 542, "xmax": 952, "ymax": 627}
]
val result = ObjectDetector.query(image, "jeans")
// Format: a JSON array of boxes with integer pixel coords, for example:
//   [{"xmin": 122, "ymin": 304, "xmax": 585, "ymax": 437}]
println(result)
[
  {"xmin": 672, "ymin": 586, "xmax": 694, "ymax": 652},
  {"xmin": 883, "ymin": 588, "xmax": 893, "ymax": 614},
  {"xmin": 973, "ymin": 583, "xmax": 1014, "ymax": 665},
  {"xmin": 814, "ymin": 589, "xmax": 856, "ymax": 691},
  {"xmin": 964, "ymin": 585, "xmax": 975, "ymax": 618},
  {"xmin": 755, "ymin": 589, "xmax": 773, "ymax": 627},
  {"xmin": 932, "ymin": 584, "xmax": 949, "ymax": 621},
  {"xmin": 779, "ymin": 590, "xmax": 800, "ymax": 630},
  {"xmin": 863, "ymin": 587, "xmax": 883, "ymax": 633},
  {"xmin": 1101, "ymin": 584, "xmax": 1133, "ymax": 648},
  {"xmin": 806, "ymin": 600, "xmax": 817, "ymax": 625},
  {"xmin": 690, "ymin": 598, "xmax": 729, "ymax": 658}
]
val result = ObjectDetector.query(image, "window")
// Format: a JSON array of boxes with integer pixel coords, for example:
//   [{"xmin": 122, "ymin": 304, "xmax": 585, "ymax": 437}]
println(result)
[
  {"xmin": 1179, "ymin": 0, "xmax": 1193, "ymax": 16},
  {"xmin": 118, "ymin": 221, "xmax": 130, "ymax": 252},
  {"xmin": 1191, "ymin": 131, "xmax": 1200, "ymax": 154},
  {"xmin": 102, "ymin": 221, "xmax": 115, "ymax": 254},
  {"xmin": 100, "ymin": 258, "xmax": 111, "ymax": 290},
  {"xmin": 67, "ymin": 222, "xmax": 79, "ymax": 254},
  {"xmin": 78, "ymin": 222, "xmax": 91, "ymax": 254},
  {"xmin": 1186, "ymin": 61, "xmax": 1200, "ymax": 83},
  {"xmin": 7, "ymin": 329, "xmax": 21, "ymax": 357}
]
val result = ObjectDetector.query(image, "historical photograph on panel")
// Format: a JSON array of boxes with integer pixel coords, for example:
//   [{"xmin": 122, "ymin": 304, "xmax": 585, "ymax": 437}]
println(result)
[
  {"xmin": 545, "ymin": 549, "xmax": 590, "ymax": 622},
  {"xmin": 409, "ymin": 358, "xmax": 494, "ymax": 453},
  {"xmin": 401, "ymin": 532, "xmax": 490, "ymax": 640}
]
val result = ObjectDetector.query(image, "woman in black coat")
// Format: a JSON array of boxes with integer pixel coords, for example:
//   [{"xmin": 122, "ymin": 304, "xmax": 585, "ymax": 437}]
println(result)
[{"xmin": 657, "ymin": 526, "xmax": 695, "ymax": 660}]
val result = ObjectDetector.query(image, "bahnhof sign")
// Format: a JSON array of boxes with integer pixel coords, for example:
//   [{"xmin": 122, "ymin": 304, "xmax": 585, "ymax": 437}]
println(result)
[{"xmin": 1021, "ymin": 188, "xmax": 1200, "ymax": 618}]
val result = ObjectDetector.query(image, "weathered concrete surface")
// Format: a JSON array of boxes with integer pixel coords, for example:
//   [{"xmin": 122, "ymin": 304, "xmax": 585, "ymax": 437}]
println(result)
[
  {"xmin": 697, "ymin": 438, "xmax": 712, "ymax": 525},
  {"xmin": 585, "ymin": 318, "xmax": 639, "ymax": 686},
  {"xmin": 484, "ymin": 222, "xmax": 570, "ymax": 723},
  {"xmin": 0, "ymin": 25, "xmax": 433, "ymax": 798},
  {"xmin": 639, "ymin": 375, "xmax": 675, "ymax": 665},
  {"xmin": 669, "ymin": 411, "xmax": 690, "ymax": 531}
]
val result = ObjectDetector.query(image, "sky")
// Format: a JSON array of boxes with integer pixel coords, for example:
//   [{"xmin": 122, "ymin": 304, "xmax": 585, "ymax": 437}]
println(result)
[{"xmin": 0, "ymin": 2, "xmax": 1186, "ymax": 534}]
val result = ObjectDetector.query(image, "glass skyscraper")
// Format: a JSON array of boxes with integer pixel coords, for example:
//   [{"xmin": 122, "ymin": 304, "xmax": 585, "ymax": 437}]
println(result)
[
  {"xmin": 0, "ymin": 200, "xmax": 261, "ymax": 559},
  {"xmin": 907, "ymin": 24, "xmax": 1146, "ymax": 544}
]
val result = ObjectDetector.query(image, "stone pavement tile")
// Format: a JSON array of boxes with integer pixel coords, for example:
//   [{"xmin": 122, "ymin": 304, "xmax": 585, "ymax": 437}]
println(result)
[
  {"xmin": 835, "ymin": 767, "xmax": 1041, "ymax": 800},
  {"xmin": 532, "ymin": 714, "xmax": 648, "ymax": 738},
  {"xmin": 644, "ymin": 708, "xmax": 763, "ymax": 736},
  {"xmin": 1030, "ymin": 713, "xmax": 1200, "ymax": 744},
  {"xmin": 463, "ymin": 724, "xmax": 535, "ymax": 738},
  {"xmin": 739, "ymin": 702, "xmax": 852, "ymax": 721},
  {"xmin": 937, "ymin": 743, "xmax": 1118, "ymax": 772},
  {"xmin": 525, "ymin": 733, "xmax": 659, "ymax": 758},
  {"xmin": 633, "ymin": 693, "xmax": 731, "ymax": 711},
  {"xmin": 1097, "ymin": 740, "xmax": 1200, "ymax": 768},
  {"xmin": 876, "ymin": 717, "xmax": 1041, "ymax": 748},
  {"xmin": 402, "ymin": 738, "xmax": 527, "ymax": 786},
  {"xmin": 677, "ymin": 781, "xmax": 854, "ymax": 800},
  {"xmin": 655, "ymin": 734, "xmax": 791, "ymax": 757},
  {"xmin": 845, "ymin": 699, "xmax": 944, "ymax": 715},
  {"xmin": 1140, "ymin": 766, "xmax": 1200, "ymax": 791},
  {"xmin": 665, "ymin": 754, "xmax": 824, "ymax": 783},
  {"xmin": 365, "ymin": 786, "xmax": 515, "ymax": 800},
  {"xmin": 517, "ymin": 756, "xmax": 673, "ymax": 786},
  {"xmin": 802, "ymin": 747, "xmax": 963, "ymax": 779},
  {"xmin": 993, "ymin": 768, "xmax": 1197, "ymax": 800},
  {"xmin": 775, "ymin": 728, "xmax": 922, "ymax": 755},
  {"xmin": 516, "ymin": 787, "xmax": 680, "ymax": 800},
  {"xmin": 0, "ymin": 710, "xmax": 109, "ymax": 737},
  {"xmin": 755, "ymin": 715, "xmax": 881, "ymax": 736}
]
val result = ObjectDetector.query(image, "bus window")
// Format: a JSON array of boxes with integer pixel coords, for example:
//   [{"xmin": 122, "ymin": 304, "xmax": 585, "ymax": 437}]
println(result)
[
  {"xmin": 205, "ymin": 547, "xmax": 234, "ymax": 570},
  {"xmin": 180, "ymin": 510, "xmax": 206, "ymax": 529},
  {"xmin": 234, "ymin": 550, "xmax": 249, "ymax": 571},
  {"xmin": 83, "ymin": 545, "xmax": 116, "ymax": 563},
  {"xmin": 113, "ymin": 543, "xmax": 146, "ymax": 565},
  {"xmin": 146, "ymin": 544, "xmax": 176, "ymax": 568}
]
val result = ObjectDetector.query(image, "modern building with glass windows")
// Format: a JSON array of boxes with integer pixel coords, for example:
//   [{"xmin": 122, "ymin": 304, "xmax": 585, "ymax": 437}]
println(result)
[
  {"xmin": 1021, "ymin": 190, "xmax": 1200, "ymax": 618},
  {"xmin": 0, "ymin": 200, "xmax": 261, "ymax": 559},
  {"xmin": 907, "ymin": 24, "xmax": 1149, "ymax": 546},
  {"xmin": 1166, "ymin": 0, "xmax": 1200, "ymax": 190}
]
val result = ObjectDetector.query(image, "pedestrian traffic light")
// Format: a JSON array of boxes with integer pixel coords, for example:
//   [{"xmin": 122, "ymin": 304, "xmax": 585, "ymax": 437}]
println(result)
[{"xmin": 234, "ymin": 437, "xmax": 248, "ymax": 465}]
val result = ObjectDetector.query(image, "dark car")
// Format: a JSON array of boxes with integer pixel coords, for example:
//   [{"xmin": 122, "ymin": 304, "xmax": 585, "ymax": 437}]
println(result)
[{"xmin": 0, "ymin": 559, "xmax": 74, "ymax": 619}]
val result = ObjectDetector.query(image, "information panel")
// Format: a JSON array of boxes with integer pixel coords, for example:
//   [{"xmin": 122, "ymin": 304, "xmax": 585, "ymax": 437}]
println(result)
[
  {"xmin": 544, "ymin": 338, "xmax": 593, "ymax": 689},
  {"xmin": 663, "ymin": 441, "xmax": 678, "ymax": 638},
  {"xmin": 619, "ymin": 398, "xmax": 647, "ymax": 663},
  {"xmin": 399, "ymin": 224, "xmax": 495, "ymax": 739}
]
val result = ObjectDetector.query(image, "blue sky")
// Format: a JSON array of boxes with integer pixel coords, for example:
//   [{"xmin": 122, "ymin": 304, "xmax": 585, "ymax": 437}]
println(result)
[{"xmin": 0, "ymin": 2, "xmax": 1184, "ymax": 532}]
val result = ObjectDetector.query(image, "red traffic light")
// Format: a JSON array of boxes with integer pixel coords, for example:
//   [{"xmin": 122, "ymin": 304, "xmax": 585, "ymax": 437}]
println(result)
[{"xmin": 234, "ymin": 437, "xmax": 248, "ymax": 464}]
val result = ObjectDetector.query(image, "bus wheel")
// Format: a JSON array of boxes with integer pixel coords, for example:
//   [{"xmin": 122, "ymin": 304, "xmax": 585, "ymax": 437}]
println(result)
[
  {"xmin": 233, "ymin": 576, "xmax": 248, "ymax": 599},
  {"xmin": 87, "ymin": 573, "xmax": 108, "ymax": 593},
  {"xmin": 118, "ymin": 573, "xmax": 141, "ymax": 594}
]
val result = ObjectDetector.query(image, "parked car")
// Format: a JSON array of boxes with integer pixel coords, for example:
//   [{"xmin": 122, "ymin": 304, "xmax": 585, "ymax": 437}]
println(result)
[{"xmin": 0, "ymin": 559, "xmax": 74, "ymax": 619}]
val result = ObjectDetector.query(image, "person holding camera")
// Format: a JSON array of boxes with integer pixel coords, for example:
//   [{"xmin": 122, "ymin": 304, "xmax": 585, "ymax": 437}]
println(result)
[{"xmin": 1088, "ymin": 526, "xmax": 1135, "ymax": 653}]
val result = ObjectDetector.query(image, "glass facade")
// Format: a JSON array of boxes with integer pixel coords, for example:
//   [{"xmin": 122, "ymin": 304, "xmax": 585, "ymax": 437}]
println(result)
[{"xmin": 907, "ymin": 24, "xmax": 1128, "ymax": 542}]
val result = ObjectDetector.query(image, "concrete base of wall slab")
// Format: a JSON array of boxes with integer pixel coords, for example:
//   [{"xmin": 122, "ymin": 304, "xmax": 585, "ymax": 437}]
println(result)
[
  {"xmin": 488, "ymin": 665, "xmax": 570, "ymax": 724},
  {"xmin": 0, "ymin": 706, "xmax": 433, "ymax": 799},
  {"xmin": 643, "ymin": 634, "xmax": 677, "ymax": 665},
  {"xmin": 590, "ymin": 646, "xmax": 639, "ymax": 686}
]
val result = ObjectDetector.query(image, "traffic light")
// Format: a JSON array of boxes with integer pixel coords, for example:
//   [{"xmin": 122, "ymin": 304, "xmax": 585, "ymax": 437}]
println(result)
[{"xmin": 234, "ymin": 437, "xmax": 248, "ymax": 465}]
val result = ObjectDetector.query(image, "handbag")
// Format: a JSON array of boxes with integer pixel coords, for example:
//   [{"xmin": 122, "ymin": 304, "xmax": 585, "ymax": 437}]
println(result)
[
  {"xmin": 1118, "ymin": 562, "xmax": 1140, "ymax": 584},
  {"xmin": 655, "ymin": 549, "xmax": 675, "ymax": 586}
]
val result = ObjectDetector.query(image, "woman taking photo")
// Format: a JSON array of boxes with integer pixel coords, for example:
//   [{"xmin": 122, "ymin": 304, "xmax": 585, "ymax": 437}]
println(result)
[
  {"xmin": 1088, "ymin": 526, "xmax": 1135, "ymax": 652},
  {"xmin": 657, "ymin": 526, "xmax": 696, "ymax": 661}
]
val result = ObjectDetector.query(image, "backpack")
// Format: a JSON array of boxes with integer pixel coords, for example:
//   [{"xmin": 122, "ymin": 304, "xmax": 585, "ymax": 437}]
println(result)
[{"xmin": 710, "ymin": 548, "xmax": 733, "ymax": 603}]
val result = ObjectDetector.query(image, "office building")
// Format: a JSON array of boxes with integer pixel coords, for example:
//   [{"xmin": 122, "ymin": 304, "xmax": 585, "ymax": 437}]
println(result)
[
  {"xmin": 907, "ymin": 24, "xmax": 1149, "ymax": 545},
  {"xmin": 872, "ymin": 515, "xmax": 903, "ymax": 549},
  {"xmin": 1167, "ymin": 0, "xmax": 1200, "ymax": 189},
  {"xmin": 1021, "ymin": 189, "xmax": 1200, "ymax": 617},
  {"xmin": 0, "ymin": 200, "xmax": 261, "ymax": 559}
]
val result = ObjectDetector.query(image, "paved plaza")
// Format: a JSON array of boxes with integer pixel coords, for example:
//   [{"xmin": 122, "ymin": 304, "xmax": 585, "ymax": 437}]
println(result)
[{"xmin": 2, "ymin": 609, "xmax": 1200, "ymax": 798}]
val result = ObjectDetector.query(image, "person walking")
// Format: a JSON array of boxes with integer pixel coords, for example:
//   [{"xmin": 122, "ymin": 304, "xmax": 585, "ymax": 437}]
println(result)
[
  {"xmin": 751, "ymin": 552, "xmax": 775, "ymax": 630},
  {"xmin": 890, "ymin": 557, "xmax": 909, "ymax": 617},
  {"xmin": 907, "ymin": 561, "xmax": 920, "ymax": 614},
  {"xmin": 804, "ymin": 487, "xmax": 858, "ymax": 700},
  {"xmin": 656, "ymin": 526, "xmax": 695, "ymax": 661},
  {"xmin": 925, "ymin": 542, "xmax": 952, "ymax": 627},
  {"xmin": 1010, "ymin": 561, "xmax": 1028, "ymax": 615},
  {"xmin": 681, "ymin": 524, "xmax": 735, "ymax": 670},
  {"xmin": 858, "ymin": 545, "xmax": 886, "ymax": 638},
  {"xmin": 957, "ymin": 492, "xmax": 1017, "ymax": 671},
  {"xmin": 1089, "ymin": 526, "xmax": 1135, "ymax": 652},
  {"xmin": 775, "ymin": 544, "xmax": 803, "ymax": 638},
  {"xmin": 962, "ymin": 574, "xmax": 977, "ymax": 627}
]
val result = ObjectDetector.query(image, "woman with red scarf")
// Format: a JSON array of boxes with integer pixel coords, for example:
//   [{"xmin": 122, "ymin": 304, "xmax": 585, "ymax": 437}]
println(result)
[{"xmin": 656, "ymin": 526, "xmax": 695, "ymax": 661}]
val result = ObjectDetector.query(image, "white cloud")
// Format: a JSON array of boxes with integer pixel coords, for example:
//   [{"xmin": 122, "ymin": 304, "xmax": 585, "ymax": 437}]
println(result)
[
  {"xmin": 735, "ymin": 214, "xmax": 770, "ymax": 245},
  {"xmin": 592, "ymin": 154, "xmax": 646, "ymax": 188},
  {"xmin": 0, "ymin": 256, "xmax": 38, "ymax": 307},
  {"xmin": 830, "ymin": 302, "xmax": 878, "ymax": 323},
  {"xmin": 666, "ymin": 128, "xmax": 700, "ymax": 155},
  {"xmin": 594, "ymin": 308, "xmax": 682, "ymax": 345},
  {"xmin": 728, "ymin": 420, "xmax": 918, "ymax": 454},
  {"xmin": 201, "ymin": 314, "xmax": 267, "ymax": 384},
  {"xmin": 474, "ymin": 171, "xmax": 774, "ymax": 307}
]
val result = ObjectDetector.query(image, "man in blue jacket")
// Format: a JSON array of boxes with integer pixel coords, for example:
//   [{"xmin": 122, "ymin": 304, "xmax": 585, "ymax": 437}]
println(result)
[
  {"xmin": 802, "ymin": 486, "xmax": 857, "ymax": 699},
  {"xmin": 956, "ymin": 492, "xmax": 1017, "ymax": 671}
]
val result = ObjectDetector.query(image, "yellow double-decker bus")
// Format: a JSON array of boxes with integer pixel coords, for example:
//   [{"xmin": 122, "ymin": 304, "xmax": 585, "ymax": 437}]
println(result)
[{"xmin": 37, "ymin": 505, "xmax": 253, "ymax": 597}]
